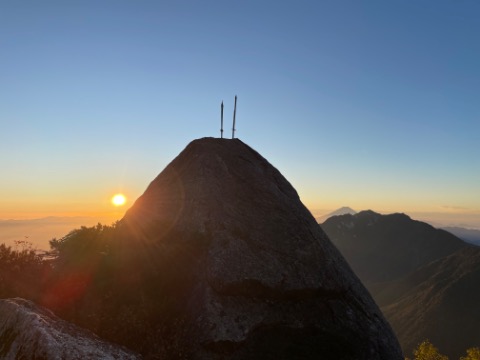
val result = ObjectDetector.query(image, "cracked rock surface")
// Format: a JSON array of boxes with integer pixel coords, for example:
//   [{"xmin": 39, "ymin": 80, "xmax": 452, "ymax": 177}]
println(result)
[{"xmin": 0, "ymin": 298, "xmax": 141, "ymax": 359}]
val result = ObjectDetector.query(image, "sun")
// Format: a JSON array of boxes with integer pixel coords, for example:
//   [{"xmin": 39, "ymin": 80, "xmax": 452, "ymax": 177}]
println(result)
[{"xmin": 112, "ymin": 194, "xmax": 126, "ymax": 206}]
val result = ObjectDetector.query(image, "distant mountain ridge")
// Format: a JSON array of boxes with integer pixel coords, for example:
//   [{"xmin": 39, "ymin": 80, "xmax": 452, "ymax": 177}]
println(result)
[
  {"xmin": 442, "ymin": 226, "xmax": 480, "ymax": 246},
  {"xmin": 316, "ymin": 206, "xmax": 357, "ymax": 223},
  {"xmin": 321, "ymin": 210, "xmax": 467, "ymax": 284},
  {"xmin": 321, "ymin": 210, "xmax": 480, "ymax": 358}
]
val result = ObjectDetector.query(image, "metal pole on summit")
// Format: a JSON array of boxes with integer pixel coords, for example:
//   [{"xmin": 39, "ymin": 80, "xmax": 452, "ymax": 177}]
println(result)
[
  {"xmin": 221, "ymin": 101, "xmax": 224, "ymax": 138},
  {"xmin": 232, "ymin": 95, "xmax": 237, "ymax": 139}
]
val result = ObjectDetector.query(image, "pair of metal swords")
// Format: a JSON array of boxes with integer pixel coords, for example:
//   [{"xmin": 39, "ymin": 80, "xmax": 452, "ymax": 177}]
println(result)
[{"xmin": 220, "ymin": 95, "xmax": 237, "ymax": 139}]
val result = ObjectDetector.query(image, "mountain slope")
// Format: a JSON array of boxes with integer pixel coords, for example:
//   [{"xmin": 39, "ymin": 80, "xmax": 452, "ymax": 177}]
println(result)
[
  {"xmin": 383, "ymin": 246, "xmax": 480, "ymax": 358},
  {"xmin": 321, "ymin": 211, "xmax": 480, "ymax": 358},
  {"xmin": 321, "ymin": 210, "xmax": 467, "ymax": 285},
  {"xmin": 442, "ymin": 226, "xmax": 480, "ymax": 246}
]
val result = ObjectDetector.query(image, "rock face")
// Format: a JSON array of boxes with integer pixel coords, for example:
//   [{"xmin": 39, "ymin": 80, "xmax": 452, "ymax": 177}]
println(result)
[
  {"xmin": 0, "ymin": 298, "xmax": 140, "ymax": 360},
  {"xmin": 123, "ymin": 138, "xmax": 403, "ymax": 359}
]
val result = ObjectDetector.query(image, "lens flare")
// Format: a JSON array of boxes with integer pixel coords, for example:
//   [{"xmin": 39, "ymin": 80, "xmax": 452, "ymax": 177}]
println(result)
[{"xmin": 112, "ymin": 194, "xmax": 126, "ymax": 206}]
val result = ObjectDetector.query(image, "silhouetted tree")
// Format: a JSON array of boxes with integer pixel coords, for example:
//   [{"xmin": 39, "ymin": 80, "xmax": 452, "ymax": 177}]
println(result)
[
  {"xmin": 0, "ymin": 243, "xmax": 47, "ymax": 299},
  {"xmin": 461, "ymin": 347, "xmax": 480, "ymax": 360},
  {"xmin": 412, "ymin": 340, "xmax": 448, "ymax": 360},
  {"xmin": 42, "ymin": 221, "xmax": 186, "ymax": 355}
]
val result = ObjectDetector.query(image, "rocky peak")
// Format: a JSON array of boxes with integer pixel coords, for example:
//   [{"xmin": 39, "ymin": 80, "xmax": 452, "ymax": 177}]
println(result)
[{"xmin": 122, "ymin": 137, "xmax": 403, "ymax": 359}]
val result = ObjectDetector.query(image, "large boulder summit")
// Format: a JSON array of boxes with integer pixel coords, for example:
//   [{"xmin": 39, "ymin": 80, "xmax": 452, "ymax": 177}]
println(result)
[
  {"xmin": 0, "ymin": 298, "xmax": 140, "ymax": 359},
  {"xmin": 123, "ymin": 137, "xmax": 403, "ymax": 359}
]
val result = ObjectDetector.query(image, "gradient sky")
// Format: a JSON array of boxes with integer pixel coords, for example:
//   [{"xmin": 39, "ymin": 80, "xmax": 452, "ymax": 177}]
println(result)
[{"xmin": 1, "ymin": 1, "xmax": 479, "ymax": 227}]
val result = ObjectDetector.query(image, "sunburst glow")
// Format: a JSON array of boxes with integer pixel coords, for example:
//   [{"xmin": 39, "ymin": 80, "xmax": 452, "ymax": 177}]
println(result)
[{"xmin": 112, "ymin": 194, "xmax": 126, "ymax": 206}]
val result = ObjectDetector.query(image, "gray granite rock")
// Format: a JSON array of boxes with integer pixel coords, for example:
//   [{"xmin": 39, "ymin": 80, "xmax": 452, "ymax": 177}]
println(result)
[
  {"xmin": 0, "ymin": 298, "xmax": 140, "ymax": 360},
  {"xmin": 124, "ymin": 137, "xmax": 403, "ymax": 359}
]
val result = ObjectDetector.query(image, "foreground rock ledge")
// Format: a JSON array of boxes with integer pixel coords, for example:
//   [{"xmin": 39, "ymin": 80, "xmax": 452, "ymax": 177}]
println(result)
[{"xmin": 0, "ymin": 298, "xmax": 140, "ymax": 360}]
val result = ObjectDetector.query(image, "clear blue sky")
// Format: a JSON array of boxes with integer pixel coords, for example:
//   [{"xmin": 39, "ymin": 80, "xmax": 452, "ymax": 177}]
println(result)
[{"xmin": 1, "ymin": 1, "xmax": 479, "ymax": 225}]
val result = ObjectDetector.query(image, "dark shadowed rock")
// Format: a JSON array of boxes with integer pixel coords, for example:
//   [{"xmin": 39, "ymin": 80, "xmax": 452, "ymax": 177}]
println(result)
[
  {"xmin": 0, "ymin": 298, "xmax": 140, "ymax": 360},
  {"xmin": 123, "ymin": 138, "xmax": 403, "ymax": 359}
]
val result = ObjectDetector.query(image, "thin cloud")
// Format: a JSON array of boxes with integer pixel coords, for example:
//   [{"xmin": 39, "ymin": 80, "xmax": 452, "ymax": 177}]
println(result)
[{"xmin": 440, "ymin": 206, "xmax": 472, "ymax": 212}]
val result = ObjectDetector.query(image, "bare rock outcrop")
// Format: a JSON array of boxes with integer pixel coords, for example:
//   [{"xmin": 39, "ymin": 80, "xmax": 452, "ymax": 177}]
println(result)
[
  {"xmin": 122, "ymin": 137, "xmax": 403, "ymax": 359},
  {"xmin": 0, "ymin": 298, "xmax": 140, "ymax": 360}
]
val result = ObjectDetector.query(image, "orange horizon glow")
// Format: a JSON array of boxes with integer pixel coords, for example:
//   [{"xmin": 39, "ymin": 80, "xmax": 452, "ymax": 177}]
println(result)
[{"xmin": 2, "ymin": 200, "xmax": 479, "ymax": 221}]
